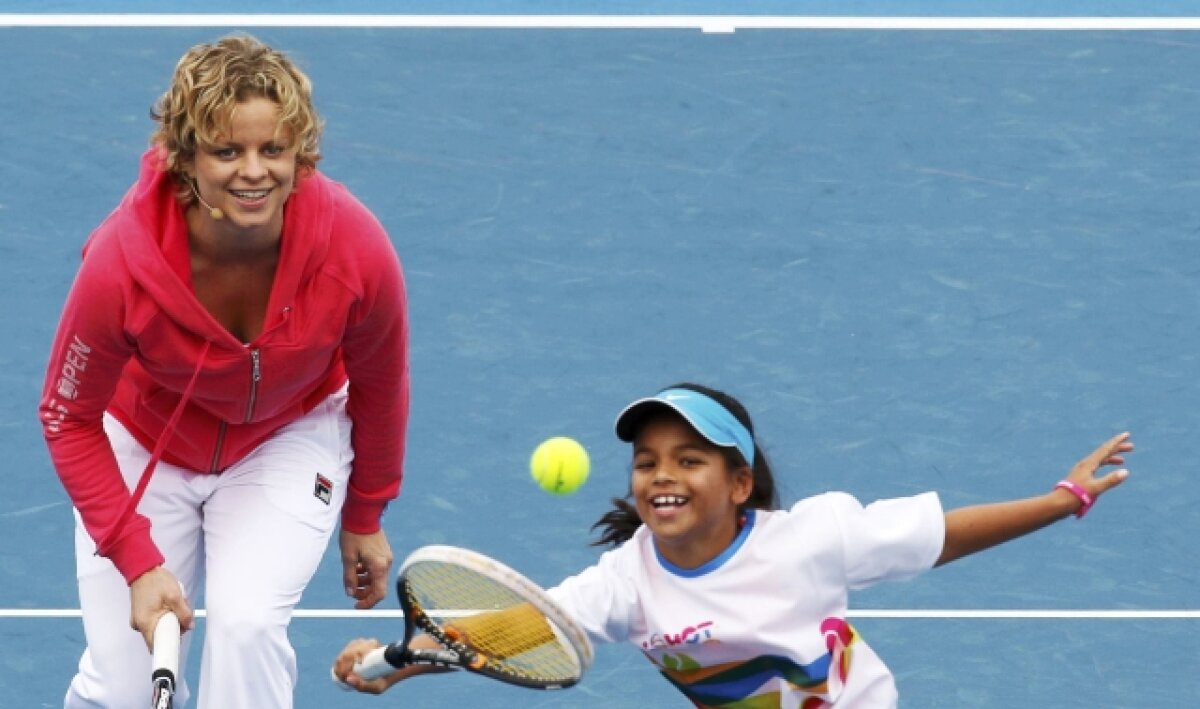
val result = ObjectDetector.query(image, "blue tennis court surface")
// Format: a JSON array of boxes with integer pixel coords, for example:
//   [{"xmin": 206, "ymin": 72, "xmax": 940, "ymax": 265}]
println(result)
[{"xmin": 3, "ymin": 5, "xmax": 1198, "ymax": 707}]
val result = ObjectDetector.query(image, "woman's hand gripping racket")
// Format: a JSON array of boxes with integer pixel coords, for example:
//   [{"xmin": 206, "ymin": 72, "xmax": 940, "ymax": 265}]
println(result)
[
  {"xmin": 335, "ymin": 545, "xmax": 593, "ymax": 691},
  {"xmin": 151, "ymin": 611, "xmax": 181, "ymax": 708}
]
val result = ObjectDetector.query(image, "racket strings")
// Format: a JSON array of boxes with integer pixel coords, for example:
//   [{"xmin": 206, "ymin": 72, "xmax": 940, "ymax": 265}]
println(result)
[
  {"xmin": 447, "ymin": 602, "xmax": 557, "ymax": 659},
  {"xmin": 406, "ymin": 561, "xmax": 580, "ymax": 683}
]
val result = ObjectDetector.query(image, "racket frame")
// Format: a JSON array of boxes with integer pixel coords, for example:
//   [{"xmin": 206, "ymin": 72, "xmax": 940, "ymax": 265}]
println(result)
[{"xmin": 355, "ymin": 544, "xmax": 593, "ymax": 690}]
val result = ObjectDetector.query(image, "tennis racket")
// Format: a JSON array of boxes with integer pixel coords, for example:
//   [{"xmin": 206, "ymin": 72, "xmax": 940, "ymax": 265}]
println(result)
[
  {"xmin": 342, "ymin": 545, "xmax": 592, "ymax": 690},
  {"xmin": 151, "ymin": 611, "xmax": 181, "ymax": 708}
]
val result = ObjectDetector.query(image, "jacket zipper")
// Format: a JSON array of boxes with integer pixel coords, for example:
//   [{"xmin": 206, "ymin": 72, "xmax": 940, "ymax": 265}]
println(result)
[
  {"xmin": 208, "ymin": 347, "xmax": 263, "ymax": 473},
  {"xmin": 245, "ymin": 347, "xmax": 262, "ymax": 423},
  {"xmin": 209, "ymin": 422, "xmax": 227, "ymax": 473}
]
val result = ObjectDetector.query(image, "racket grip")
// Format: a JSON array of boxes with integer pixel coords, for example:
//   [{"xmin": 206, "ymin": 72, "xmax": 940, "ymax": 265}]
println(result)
[
  {"xmin": 353, "ymin": 646, "xmax": 396, "ymax": 681},
  {"xmin": 151, "ymin": 612, "xmax": 181, "ymax": 708}
]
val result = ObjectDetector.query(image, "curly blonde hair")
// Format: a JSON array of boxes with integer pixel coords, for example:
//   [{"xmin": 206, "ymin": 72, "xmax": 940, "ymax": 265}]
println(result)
[{"xmin": 150, "ymin": 34, "xmax": 324, "ymax": 202}]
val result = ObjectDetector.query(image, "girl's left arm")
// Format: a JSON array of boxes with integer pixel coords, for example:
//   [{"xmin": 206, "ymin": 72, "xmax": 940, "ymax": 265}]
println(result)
[{"xmin": 936, "ymin": 432, "xmax": 1133, "ymax": 567}]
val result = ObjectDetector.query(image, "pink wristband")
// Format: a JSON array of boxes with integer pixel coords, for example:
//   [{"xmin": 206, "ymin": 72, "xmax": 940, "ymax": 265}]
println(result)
[{"xmin": 1055, "ymin": 480, "xmax": 1094, "ymax": 518}]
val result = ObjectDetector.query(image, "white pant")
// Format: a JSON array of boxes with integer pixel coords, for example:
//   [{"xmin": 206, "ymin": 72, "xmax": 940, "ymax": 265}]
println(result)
[{"xmin": 65, "ymin": 387, "xmax": 353, "ymax": 709}]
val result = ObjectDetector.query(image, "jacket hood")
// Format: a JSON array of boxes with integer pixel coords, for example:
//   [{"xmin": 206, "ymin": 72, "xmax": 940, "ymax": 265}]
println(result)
[{"xmin": 104, "ymin": 147, "xmax": 335, "ymax": 341}]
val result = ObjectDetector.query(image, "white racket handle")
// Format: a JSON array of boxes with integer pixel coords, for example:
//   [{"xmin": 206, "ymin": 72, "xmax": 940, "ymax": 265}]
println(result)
[
  {"xmin": 152, "ymin": 612, "xmax": 181, "ymax": 679},
  {"xmin": 353, "ymin": 645, "xmax": 395, "ymax": 681}
]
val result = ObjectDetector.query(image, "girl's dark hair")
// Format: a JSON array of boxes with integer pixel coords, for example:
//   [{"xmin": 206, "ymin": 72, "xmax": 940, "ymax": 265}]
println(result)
[{"xmin": 591, "ymin": 382, "xmax": 780, "ymax": 548}]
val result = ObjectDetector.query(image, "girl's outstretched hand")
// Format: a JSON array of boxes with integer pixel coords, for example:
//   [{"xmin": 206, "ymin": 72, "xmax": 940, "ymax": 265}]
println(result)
[{"xmin": 1061, "ymin": 431, "xmax": 1134, "ymax": 506}]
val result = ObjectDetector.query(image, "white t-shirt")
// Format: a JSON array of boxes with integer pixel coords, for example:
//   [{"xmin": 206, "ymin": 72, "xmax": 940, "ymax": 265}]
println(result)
[{"xmin": 549, "ymin": 492, "xmax": 945, "ymax": 708}]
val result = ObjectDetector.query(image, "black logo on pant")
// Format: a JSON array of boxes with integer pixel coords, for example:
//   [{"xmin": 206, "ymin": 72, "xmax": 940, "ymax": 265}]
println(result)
[{"xmin": 314, "ymin": 473, "xmax": 333, "ymax": 505}]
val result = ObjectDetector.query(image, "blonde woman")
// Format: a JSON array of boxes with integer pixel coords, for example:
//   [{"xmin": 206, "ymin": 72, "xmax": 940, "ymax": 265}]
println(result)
[{"xmin": 40, "ymin": 34, "xmax": 409, "ymax": 708}]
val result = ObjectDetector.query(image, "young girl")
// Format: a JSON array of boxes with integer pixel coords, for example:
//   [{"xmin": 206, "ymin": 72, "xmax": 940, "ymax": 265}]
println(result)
[{"xmin": 333, "ymin": 383, "xmax": 1132, "ymax": 707}]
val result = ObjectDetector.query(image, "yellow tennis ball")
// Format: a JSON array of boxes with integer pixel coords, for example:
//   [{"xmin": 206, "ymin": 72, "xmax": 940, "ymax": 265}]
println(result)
[{"xmin": 530, "ymin": 436, "xmax": 590, "ymax": 496}]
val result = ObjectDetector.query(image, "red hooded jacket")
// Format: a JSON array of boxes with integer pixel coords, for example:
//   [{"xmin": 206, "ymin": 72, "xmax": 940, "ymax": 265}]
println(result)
[{"xmin": 40, "ymin": 149, "xmax": 409, "ymax": 584}]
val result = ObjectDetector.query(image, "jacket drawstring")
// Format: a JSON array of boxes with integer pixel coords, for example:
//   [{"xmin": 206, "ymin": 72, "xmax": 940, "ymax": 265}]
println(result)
[{"xmin": 96, "ymin": 340, "xmax": 211, "ymax": 558}]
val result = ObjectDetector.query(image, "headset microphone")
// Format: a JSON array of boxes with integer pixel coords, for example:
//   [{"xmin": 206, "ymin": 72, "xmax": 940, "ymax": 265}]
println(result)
[{"xmin": 190, "ymin": 181, "xmax": 224, "ymax": 220}]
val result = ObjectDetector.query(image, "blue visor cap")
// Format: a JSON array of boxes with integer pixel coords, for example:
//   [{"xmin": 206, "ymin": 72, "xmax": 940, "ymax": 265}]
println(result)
[{"xmin": 614, "ymin": 388, "xmax": 755, "ymax": 466}]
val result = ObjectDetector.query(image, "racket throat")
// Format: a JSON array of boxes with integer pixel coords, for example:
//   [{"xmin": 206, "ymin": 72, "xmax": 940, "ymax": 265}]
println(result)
[{"xmin": 404, "ymin": 646, "xmax": 472, "ymax": 668}]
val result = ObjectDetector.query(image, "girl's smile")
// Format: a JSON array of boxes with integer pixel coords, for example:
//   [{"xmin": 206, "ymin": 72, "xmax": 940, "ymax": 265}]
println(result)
[{"xmin": 631, "ymin": 414, "xmax": 752, "ymax": 570}]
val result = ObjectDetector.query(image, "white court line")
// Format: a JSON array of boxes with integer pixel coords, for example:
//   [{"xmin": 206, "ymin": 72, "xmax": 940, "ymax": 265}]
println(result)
[
  {"xmin": 2, "ymin": 15, "xmax": 1200, "ymax": 31},
  {"xmin": 848, "ymin": 609, "xmax": 1200, "ymax": 619},
  {"xmin": 2, "ymin": 609, "xmax": 1197, "ymax": 619}
]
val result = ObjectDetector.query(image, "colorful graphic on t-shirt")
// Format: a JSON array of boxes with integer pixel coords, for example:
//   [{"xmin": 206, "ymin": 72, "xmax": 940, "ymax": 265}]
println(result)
[{"xmin": 647, "ymin": 619, "xmax": 858, "ymax": 708}]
